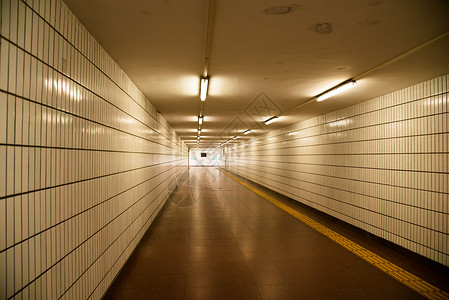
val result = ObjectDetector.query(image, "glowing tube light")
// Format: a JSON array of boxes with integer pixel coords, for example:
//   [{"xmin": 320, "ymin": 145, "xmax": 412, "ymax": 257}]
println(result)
[
  {"xmin": 316, "ymin": 80, "xmax": 356, "ymax": 102},
  {"xmin": 200, "ymin": 76, "xmax": 209, "ymax": 101},
  {"xmin": 264, "ymin": 116, "xmax": 278, "ymax": 125}
]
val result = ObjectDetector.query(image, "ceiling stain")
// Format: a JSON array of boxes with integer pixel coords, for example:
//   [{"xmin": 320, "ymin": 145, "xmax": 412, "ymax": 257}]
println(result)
[
  {"xmin": 359, "ymin": 18, "xmax": 380, "ymax": 26},
  {"xmin": 263, "ymin": 4, "xmax": 302, "ymax": 15},
  {"xmin": 264, "ymin": 6, "xmax": 292, "ymax": 15},
  {"xmin": 313, "ymin": 23, "xmax": 333, "ymax": 34},
  {"xmin": 337, "ymin": 66, "xmax": 351, "ymax": 71},
  {"xmin": 368, "ymin": 0, "xmax": 383, "ymax": 6}
]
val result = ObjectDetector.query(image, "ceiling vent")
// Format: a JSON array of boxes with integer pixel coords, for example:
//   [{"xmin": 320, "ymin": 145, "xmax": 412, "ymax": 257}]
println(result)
[{"xmin": 264, "ymin": 5, "xmax": 292, "ymax": 15}]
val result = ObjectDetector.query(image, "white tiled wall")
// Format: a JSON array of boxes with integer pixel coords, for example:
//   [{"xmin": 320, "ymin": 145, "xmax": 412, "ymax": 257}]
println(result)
[
  {"xmin": 0, "ymin": 0, "xmax": 188, "ymax": 299},
  {"xmin": 226, "ymin": 75, "xmax": 448, "ymax": 266}
]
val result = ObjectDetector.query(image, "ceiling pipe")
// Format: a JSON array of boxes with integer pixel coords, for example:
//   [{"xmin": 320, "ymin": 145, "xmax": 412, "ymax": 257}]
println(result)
[
  {"xmin": 197, "ymin": 0, "xmax": 217, "ymax": 150},
  {"xmin": 203, "ymin": 0, "xmax": 216, "ymax": 77}
]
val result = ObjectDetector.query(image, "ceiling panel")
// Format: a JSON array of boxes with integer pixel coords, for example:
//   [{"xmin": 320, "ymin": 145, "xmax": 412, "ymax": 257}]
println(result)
[{"xmin": 63, "ymin": 0, "xmax": 449, "ymax": 149}]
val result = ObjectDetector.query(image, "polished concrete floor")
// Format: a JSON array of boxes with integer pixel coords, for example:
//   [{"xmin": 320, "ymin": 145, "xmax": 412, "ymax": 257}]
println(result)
[{"xmin": 104, "ymin": 167, "xmax": 448, "ymax": 299}]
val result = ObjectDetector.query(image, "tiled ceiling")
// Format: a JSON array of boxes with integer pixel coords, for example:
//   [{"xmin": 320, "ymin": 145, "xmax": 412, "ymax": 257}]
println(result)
[{"xmin": 63, "ymin": 0, "xmax": 449, "ymax": 149}]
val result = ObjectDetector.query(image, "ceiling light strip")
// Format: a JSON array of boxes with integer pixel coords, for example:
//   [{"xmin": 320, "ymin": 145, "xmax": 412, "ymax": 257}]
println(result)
[
  {"xmin": 278, "ymin": 31, "xmax": 449, "ymax": 118},
  {"xmin": 195, "ymin": 0, "xmax": 217, "ymax": 150},
  {"xmin": 316, "ymin": 80, "xmax": 356, "ymax": 102},
  {"xmin": 264, "ymin": 116, "xmax": 278, "ymax": 125},
  {"xmin": 200, "ymin": 76, "xmax": 209, "ymax": 101},
  {"xmin": 194, "ymin": 31, "xmax": 449, "ymax": 150},
  {"xmin": 203, "ymin": 0, "xmax": 217, "ymax": 77}
]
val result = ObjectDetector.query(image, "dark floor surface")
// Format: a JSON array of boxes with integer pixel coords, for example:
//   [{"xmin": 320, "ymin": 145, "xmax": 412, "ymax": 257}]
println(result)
[{"xmin": 103, "ymin": 167, "xmax": 449, "ymax": 299}]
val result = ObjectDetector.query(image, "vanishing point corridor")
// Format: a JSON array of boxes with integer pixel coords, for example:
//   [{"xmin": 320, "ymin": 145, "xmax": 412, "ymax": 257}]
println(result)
[{"xmin": 104, "ymin": 168, "xmax": 448, "ymax": 299}]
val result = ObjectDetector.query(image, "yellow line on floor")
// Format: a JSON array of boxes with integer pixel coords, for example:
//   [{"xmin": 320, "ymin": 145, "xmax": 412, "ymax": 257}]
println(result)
[{"xmin": 219, "ymin": 169, "xmax": 449, "ymax": 300}]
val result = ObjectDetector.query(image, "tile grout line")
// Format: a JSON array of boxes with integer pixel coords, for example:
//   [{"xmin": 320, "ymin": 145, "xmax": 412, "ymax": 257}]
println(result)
[{"xmin": 218, "ymin": 168, "xmax": 449, "ymax": 300}]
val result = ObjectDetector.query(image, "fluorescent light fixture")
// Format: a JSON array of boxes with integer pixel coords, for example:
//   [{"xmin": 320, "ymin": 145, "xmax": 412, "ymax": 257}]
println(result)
[
  {"xmin": 264, "ymin": 116, "xmax": 278, "ymax": 125},
  {"xmin": 243, "ymin": 130, "xmax": 251, "ymax": 135},
  {"xmin": 200, "ymin": 76, "xmax": 209, "ymax": 101},
  {"xmin": 316, "ymin": 80, "xmax": 356, "ymax": 102},
  {"xmin": 198, "ymin": 115, "xmax": 203, "ymax": 125},
  {"xmin": 198, "ymin": 128, "xmax": 201, "ymax": 134}
]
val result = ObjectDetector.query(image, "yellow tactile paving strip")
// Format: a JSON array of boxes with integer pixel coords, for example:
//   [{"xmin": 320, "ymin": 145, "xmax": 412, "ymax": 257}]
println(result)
[{"xmin": 219, "ymin": 169, "xmax": 449, "ymax": 300}]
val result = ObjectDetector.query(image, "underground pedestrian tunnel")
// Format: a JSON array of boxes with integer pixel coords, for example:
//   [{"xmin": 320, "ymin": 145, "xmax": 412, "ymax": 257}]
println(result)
[{"xmin": 1, "ymin": 0, "xmax": 449, "ymax": 299}]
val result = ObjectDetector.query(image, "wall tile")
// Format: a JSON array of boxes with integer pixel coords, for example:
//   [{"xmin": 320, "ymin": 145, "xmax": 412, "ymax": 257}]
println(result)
[
  {"xmin": 227, "ymin": 74, "xmax": 449, "ymax": 267},
  {"xmin": 0, "ymin": 0, "xmax": 188, "ymax": 298}
]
